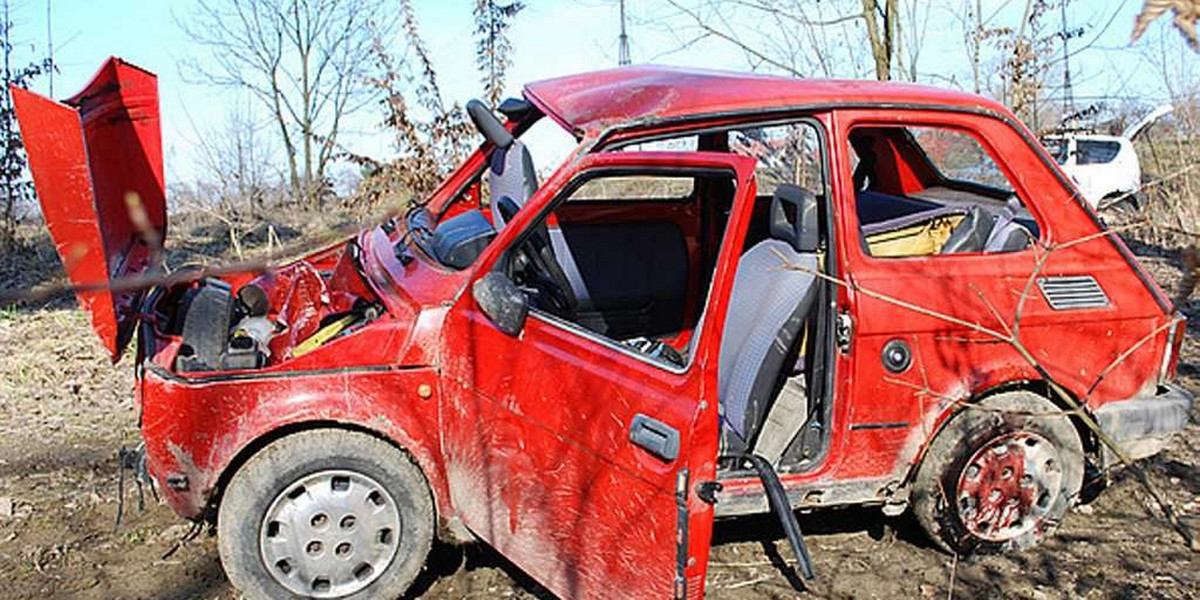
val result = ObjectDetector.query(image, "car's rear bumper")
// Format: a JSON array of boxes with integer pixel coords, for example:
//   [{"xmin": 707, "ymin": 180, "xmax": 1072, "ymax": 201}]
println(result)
[{"xmin": 1095, "ymin": 382, "xmax": 1194, "ymax": 467}]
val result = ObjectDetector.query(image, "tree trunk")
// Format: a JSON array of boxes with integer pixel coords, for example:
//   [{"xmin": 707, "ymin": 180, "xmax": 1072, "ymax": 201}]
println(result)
[{"xmin": 861, "ymin": 0, "xmax": 897, "ymax": 80}]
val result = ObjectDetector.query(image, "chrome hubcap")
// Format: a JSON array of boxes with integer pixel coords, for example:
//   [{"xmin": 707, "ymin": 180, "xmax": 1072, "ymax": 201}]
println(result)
[
  {"xmin": 260, "ymin": 470, "xmax": 401, "ymax": 598},
  {"xmin": 955, "ymin": 432, "xmax": 1064, "ymax": 542}
]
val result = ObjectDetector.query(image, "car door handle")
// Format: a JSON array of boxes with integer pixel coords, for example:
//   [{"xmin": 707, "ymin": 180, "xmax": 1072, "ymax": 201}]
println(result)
[{"xmin": 629, "ymin": 413, "xmax": 680, "ymax": 462}]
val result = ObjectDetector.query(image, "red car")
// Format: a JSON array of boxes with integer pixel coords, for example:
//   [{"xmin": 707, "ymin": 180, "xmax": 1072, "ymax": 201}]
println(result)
[{"xmin": 14, "ymin": 58, "xmax": 1193, "ymax": 600}]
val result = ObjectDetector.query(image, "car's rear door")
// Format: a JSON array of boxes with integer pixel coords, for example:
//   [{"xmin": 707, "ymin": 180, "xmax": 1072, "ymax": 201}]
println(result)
[{"xmin": 440, "ymin": 151, "xmax": 758, "ymax": 600}]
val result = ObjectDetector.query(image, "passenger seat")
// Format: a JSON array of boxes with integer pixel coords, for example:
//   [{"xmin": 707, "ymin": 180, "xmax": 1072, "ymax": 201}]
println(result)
[{"xmin": 718, "ymin": 185, "xmax": 821, "ymax": 454}]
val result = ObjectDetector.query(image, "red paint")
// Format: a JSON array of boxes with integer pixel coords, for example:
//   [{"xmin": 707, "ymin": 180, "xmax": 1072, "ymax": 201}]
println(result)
[
  {"xmin": 19, "ymin": 61, "xmax": 1187, "ymax": 600},
  {"xmin": 12, "ymin": 57, "xmax": 164, "ymax": 359}
]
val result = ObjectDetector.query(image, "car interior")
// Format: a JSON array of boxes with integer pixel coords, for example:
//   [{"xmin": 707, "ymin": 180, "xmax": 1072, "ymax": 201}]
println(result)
[
  {"xmin": 415, "ymin": 103, "xmax": 837, "ymax": 473},
  {"xmin": 850, "ymin": 126, "xmax": 1040, "ymax": 258}
]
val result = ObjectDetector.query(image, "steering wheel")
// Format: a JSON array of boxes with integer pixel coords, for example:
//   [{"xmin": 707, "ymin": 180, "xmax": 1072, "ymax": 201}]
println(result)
[{"xmin": 496, "ymin": 196, "xmax": 578, "ymax": 315}]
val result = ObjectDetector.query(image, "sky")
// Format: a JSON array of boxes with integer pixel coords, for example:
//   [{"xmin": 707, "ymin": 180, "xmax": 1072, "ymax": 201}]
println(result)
[{"xmin": 3, "ymin": 0, "xmax": 1195, "ymax": 189}]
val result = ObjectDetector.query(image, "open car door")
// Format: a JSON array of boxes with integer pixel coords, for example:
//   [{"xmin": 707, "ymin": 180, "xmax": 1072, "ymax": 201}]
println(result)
[
  {"xmin": 12, "ymin": 57, "xmax": 165, "ymax": 361},
  {"xmin": 441, "ymin": 151, "xmax": 760, "ymax": 600}
]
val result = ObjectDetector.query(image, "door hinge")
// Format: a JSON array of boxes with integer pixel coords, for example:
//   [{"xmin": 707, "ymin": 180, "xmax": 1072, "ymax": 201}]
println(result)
[{"xmin": 835, "ymin": 310, "xmax": 854, "ymax": 353}]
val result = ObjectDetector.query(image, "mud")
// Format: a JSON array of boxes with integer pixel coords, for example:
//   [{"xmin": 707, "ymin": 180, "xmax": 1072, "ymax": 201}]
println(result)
[{"xmin": 0, "ymin": 222, "xmax": 1197, "ymax": 600}]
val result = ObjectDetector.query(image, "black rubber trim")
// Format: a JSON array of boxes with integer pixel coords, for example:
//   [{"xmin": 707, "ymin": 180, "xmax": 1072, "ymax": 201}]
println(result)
[
  {"xmin": 849, "ymin": 421, "xmax": 909, "ymax": 431},
  {"xmin": 143, "ymin": 361, "xmax": 425, "ymax": 385},
  {"xmin": 674, "ymin": 468, "xmax": 689, "ymax": 600}
]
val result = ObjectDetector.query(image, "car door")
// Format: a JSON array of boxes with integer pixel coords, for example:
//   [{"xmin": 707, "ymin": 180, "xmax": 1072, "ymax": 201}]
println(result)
[{"xmin": 440, "ymin": 151, "xmax": 758, "ymax": 600}]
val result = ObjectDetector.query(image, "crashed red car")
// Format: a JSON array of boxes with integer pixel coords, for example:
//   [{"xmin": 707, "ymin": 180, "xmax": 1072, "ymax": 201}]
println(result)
[{"xmin": 14, "ymin": 57, "xmax": 1194, "ymax": 600}]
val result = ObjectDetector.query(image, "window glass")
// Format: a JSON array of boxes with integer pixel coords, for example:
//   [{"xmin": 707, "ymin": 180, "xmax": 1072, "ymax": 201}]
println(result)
[
  {"xmin": 570, "ymin": 175, "xmax": 694, "ymax": 201},
  {"xmin": 730, "ymin": 123, "xmax": 823, "ymax": 193},
  {"xmin": 849, "ymin": 125, "xmax": 1038, "ymax": 258},
  {"xmin": 1041, "ymin": 137, "xmax": 1070, "ymax": 164},
  {"xmin": 910, "ymin": 127, "xmax": 1013, "ymax": 191},
  {"xmin": 615, "ymin": 121, "xmax": 825, "ymax": 198},
  {"xmin": 1076, "ymin": 140, "xmax": 1121, "ymax": 165},
  {"xmin": 619, "ymin": 136, "xmax": 699, "ymax": 153},
  {"xmin": 509, "ymin": 169, "xmax": 736, "ymax": 369}
]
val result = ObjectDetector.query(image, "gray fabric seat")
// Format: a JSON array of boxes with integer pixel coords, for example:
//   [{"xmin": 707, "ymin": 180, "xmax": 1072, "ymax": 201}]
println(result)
[
  {"xmin": 940, "ymin": 205, "xmax": 994, "ymax": 254},
  {"xmin": 487, "ymin": 138, "xmax": 539, "ymax": 230},
  {"xmin": 983, "ymin": 196, "xmax": 1033, "ymax": 252},
  {"xmin": 718, "ymin": 185, "xmax": 821, "ymax": 454},
  {"xmin": 485, "ymin": 134, "xmax": 594, "ymax": 306}
]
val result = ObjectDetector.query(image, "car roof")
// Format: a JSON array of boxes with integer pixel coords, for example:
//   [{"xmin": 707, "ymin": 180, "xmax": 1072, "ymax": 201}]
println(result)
[{"xmin": 523, "ymin": 65, "xmax": 1011, "ymax": 138}]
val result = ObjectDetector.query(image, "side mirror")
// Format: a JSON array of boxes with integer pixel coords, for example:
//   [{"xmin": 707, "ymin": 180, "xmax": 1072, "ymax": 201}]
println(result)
[{"xmin": 472, "ymin": 271, "xmax": 528, "ymax": 336}]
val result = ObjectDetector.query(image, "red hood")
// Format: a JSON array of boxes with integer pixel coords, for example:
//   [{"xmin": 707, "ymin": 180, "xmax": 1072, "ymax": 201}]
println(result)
[{"xmin": 13, "ymin": 57, "xmax": 166, "ymax": 361}]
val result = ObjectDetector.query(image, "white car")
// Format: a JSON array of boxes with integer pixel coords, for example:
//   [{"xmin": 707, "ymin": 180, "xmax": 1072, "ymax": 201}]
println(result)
[{"xmin": 1042, "ymin": 105, "xmax": 1173, "ymax": 209}]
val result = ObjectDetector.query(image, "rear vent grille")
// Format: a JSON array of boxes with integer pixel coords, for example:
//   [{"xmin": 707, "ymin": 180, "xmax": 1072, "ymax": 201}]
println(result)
[{"xmin": 1037, "ymin": 276, "xmax": 1110, "ymax": 310}]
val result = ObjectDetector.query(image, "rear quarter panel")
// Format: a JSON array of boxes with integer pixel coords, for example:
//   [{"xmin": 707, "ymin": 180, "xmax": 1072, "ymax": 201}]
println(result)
[{"xmin": 828, "ymin": 107, "xmax": 1170, "ymax": 483}]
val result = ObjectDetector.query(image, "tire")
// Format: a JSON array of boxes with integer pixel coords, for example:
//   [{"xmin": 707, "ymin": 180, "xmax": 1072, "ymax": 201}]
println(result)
[
  {"xmin": 217, "ymin": 429, "xmax": 434, "ymax": 600},
  {"xmin": 911, "ymin": 391, "xmax": 1085, "ymax": 555}
]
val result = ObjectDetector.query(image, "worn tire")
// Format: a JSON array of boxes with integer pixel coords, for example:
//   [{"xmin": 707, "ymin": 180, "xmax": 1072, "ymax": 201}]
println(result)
[
  {"xmin": 911, "ymin": 391, "xmax": 1084, "ymax": 555},
  {"xmin": 217, "ymin": 429, "xmax": 434, "ymax": 600}
]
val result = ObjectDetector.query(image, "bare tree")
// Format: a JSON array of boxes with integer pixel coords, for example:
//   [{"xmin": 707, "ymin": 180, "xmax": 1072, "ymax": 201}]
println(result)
[
  {"xmin": 178, "ymin": 0, "xmax": 396, "ymax": 207},
  {"xmin": 474, "ymin": 0, "xmax": 525, "ymax": 109},
  {"xmin": 349, "ymin": 0, "xmax": 475, "ymax": 207},
  {"xmin": 860, "ymin": 0, "xmax": 899, "ymax": 80},
  {"xmin": 189, "ymin": 99, "xmax": 280, "ymax": 212},
  {"xmin": 0, "ymin": 0, "xmax": 52, "ymax": 245}
]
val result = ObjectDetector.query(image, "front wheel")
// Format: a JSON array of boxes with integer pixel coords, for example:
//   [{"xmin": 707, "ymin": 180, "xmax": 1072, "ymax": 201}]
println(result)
[
  {"xmin": 217, "ymin": 429, "xmax": 434, "ymax": 600},
  {"xmin": 911, "ymin": 391, "xmax": 1085, "ymax": 555}
]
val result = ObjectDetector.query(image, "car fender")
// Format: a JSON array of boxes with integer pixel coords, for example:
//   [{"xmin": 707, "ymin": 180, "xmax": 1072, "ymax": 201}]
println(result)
[
  {"xmin": 139, "ymin": 364, "xmax": 451, "ymax": 525},
  {"xmin": 897, "ymin": 379, "xmax": 1101, "ymax": 490}
]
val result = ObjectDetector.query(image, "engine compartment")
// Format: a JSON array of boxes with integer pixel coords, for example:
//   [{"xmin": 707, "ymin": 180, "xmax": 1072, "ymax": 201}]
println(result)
[{"xmin": 148, "ymin": 241, "xmax": 385, "ymax": 374}]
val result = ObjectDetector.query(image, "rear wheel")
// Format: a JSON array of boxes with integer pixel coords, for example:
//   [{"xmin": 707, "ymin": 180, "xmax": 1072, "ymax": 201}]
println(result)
[
  {"xmin": 218, "ymin": 429, "xmax": 434, "ymax": 600},
  {"xmin": 911, "ymin": 391, "xmax": 1084, "ymax": 555}
]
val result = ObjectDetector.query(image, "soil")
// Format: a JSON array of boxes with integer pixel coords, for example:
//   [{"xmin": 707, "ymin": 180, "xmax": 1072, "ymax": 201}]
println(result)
[{"xmin": 0, "ymin": 218, "xmax": 1197, "ymax": 600}]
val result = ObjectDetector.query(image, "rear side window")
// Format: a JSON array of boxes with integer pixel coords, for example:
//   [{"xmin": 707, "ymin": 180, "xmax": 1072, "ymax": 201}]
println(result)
[
  {"xmin": 848, "ymin": 125, "xmax": 1040, "ymax": 259},
  {"xmin": 1076, "ymin": 140, "xmax": 1121, "ymax": 165},
  {"xmin": 909, "ymin": 127, "xmax": 1013, "ymax": 192}
]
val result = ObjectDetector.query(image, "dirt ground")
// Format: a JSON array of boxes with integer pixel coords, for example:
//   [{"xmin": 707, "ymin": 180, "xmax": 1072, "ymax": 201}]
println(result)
[{"xmin": 0, "ymin": 218, "xmax": 1197, "ymax": 600}]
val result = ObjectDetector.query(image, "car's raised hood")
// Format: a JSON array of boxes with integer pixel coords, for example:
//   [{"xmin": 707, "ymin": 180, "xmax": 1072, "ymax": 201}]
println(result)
[{"xmin": 12, "ymin": 57, "xmax": 166, "ymax": 361}]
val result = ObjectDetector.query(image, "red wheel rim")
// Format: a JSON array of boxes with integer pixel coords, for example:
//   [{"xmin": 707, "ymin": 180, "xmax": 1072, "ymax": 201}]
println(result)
[{"xmin": 954, "ymin": 431, "xmax": 1064, "ymax": 542}]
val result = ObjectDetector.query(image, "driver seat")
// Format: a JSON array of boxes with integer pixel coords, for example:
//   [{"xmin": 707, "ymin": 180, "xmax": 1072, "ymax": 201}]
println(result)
[
  {"xmin": 478, "ymin": 115, "xmax": 592, "ymax": 308},
  {"xmin": 718, "ymin": 185, "xmax": 822, "ymax": 456},
  {"xmin": 487, "ymin": 138, "xmax": 539, "ymax": 229}
]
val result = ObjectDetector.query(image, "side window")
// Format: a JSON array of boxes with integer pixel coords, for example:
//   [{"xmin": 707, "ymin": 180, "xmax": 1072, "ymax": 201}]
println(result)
[
  {"xmin": 616, "ymin": 122, "xmax": 825, "ymax": 195},
  {"xmin": 910, "ymin": 127, "xmax": 1013, "ymax": 192},
  {"xmin": 1076, "ymin": 140, "xmax": 1121, "ymax": 165},
  {"xmin": 1041, "ymin": 137, "xmax": 1070, "ymax": 165},
  {"xmin": 614, "ymin": 120, "xmax": 826, "ymax": 255},
  {"xmin": 730, "ymin": 123, "xmax": 823, "ymax": 193},
  {"xmin": 849, "ymin": 125, "xmax": 1039, "ymax": 258},
  {"xmin": 508, "ymin": 168, "xmax": 737, "ymax": 368},
  {"xmin": 570, "ymin": 175, "xmax": 694, "ymax": 202}
]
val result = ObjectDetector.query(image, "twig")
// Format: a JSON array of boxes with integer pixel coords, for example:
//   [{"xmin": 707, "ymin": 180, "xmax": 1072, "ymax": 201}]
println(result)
[
  {"xmin": 776, "ymin": 227, "xmax": 1198, "ymax": 550},
  {"xmin": 947, "ymin": 552, "xmax": 959, "ymax": 600},
  {"xmin": 722, "ymin": 574, "xmax": 773, "ymax": 590}
]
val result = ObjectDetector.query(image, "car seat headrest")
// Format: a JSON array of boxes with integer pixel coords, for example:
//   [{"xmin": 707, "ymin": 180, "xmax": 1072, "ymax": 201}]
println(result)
[
  {"xmin": 770, "ymin": 184, "xmax": 820, "ymax": 253},
  {"xmin": 467, "ymin": 99, "xmax": 514, "ymax": 149}
]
